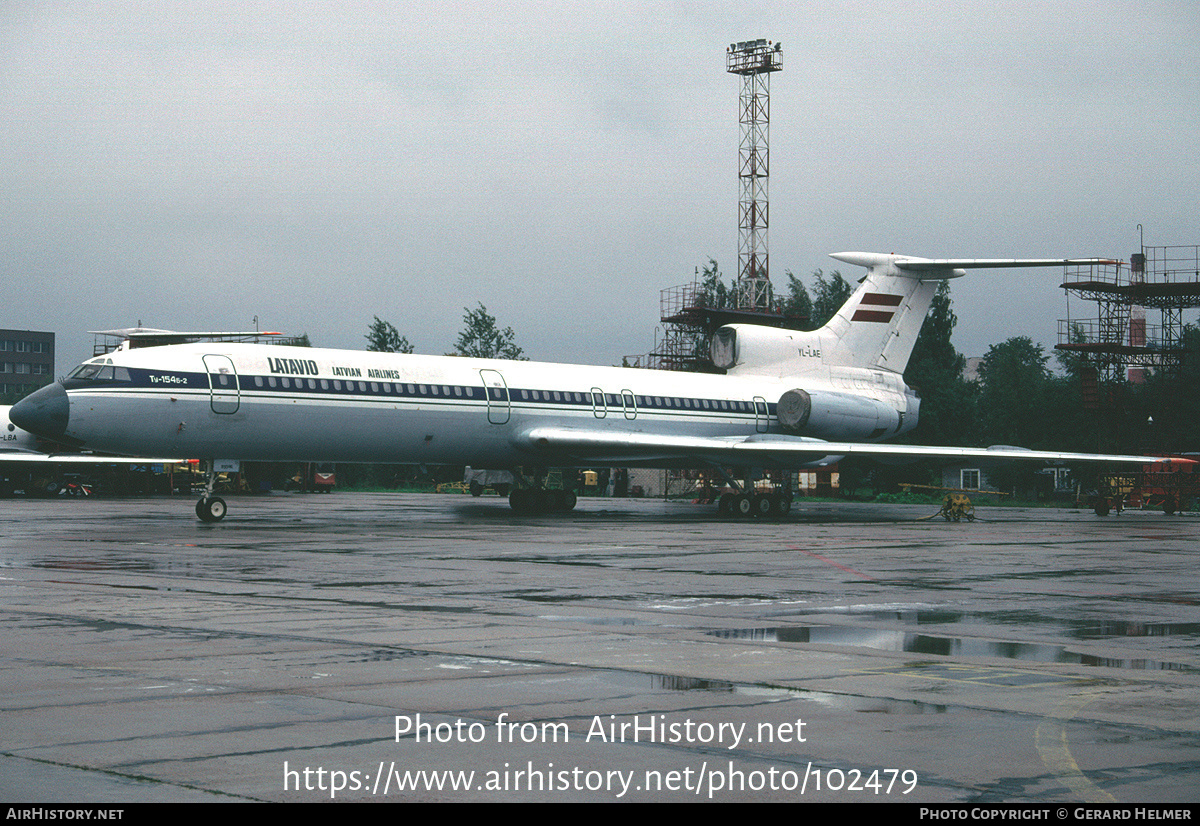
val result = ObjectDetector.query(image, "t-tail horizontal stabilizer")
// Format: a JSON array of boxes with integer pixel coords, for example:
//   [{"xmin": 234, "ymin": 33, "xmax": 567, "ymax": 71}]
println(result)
[
  {"xmin": 816, "ymin": 252, "xmax": 1121, "ymax": 374},
  {"xmin": 829, "ymin": 252, "xmax": 1120, "ymax": 276}
]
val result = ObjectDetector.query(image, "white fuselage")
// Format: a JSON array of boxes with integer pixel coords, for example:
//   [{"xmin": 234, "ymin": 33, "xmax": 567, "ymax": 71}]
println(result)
[
  {"xmin": 56, "ymin": 340, "xmax": 915, "ymax": 468},
  {"xmin": 2, "ymin": 406, "xmax": 43, "ymax": 453},
  {"xmin": 15, "ymin": 252, "xmax": 1154, "ymax": 512}
]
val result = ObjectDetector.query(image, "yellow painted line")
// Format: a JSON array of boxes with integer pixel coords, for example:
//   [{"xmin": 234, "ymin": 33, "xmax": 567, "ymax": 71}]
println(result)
[
  {"xmin": 1035, "ymin": 691, "xmax": 1117, "ymax": 803},
  {"xmin": 841, "ymin": 664, "xmax": 1117, "ymax": 800},
  {"xmin": 848, "ymin": 663, "xmax": 1083, "ymax": 688}
]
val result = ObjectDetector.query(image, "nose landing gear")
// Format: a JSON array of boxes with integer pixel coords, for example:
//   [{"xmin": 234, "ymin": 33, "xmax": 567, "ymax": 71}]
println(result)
[
  {"xmin": 195, "ymin": 460, "xmax": 228, "ymax": 522},
  {"xmin": 196, "ymin": 495, "xmax": 227, "ymax": 522}
]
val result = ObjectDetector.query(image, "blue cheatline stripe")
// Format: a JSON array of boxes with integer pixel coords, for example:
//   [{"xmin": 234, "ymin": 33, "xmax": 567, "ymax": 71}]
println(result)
[{"xmin": 66, "ymin": 369, "xmax": 777, "ymax": 418}]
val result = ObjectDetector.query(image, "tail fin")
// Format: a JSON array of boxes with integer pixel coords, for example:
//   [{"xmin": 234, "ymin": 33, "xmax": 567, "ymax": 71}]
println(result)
[
  {"xmin": 715, "ymin": 252, "xmax": 1114, "ymax": 378},
  {"xmin": 819, "ymin": 252, "xmax": 1117, "ymax": 374},
  {"xmin": 818, "ymin": 253, "xmax": 955, "ymax": 373}
]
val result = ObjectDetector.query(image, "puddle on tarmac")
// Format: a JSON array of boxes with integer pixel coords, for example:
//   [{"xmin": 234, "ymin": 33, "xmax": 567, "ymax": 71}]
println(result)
[
  {"xmin": 1066, "ymin": 620, "xmax": 1200, "ymax": 639},
  {"xmin": 30, "ymin": 557, "xmax": 156, "ymax": 572},
  {"xmin": 707, "ymin": 626, "xmax": 1195, "ymax": 672},
  {"xmin": 540, "ymin": 615, "xmax": 653, "ymax": 626},
  {"xmin": 599, "ymin": 666, "xmax": 946, "ymax": 714},
  {"xmin": 769, "ymin": 606, "xmax": 1200, "ymax": 644},
  {"xmin": 770, "ymin": 606, "xmax": 965, "ymax": 624}
]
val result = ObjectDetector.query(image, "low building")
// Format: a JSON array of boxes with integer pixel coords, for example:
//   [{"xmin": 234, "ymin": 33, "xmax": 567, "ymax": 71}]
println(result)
[
  {"xmin": 940, "ymin": 463, "xmax": 1074, "ymax": 502},
  {"xmin": 0, "ymin": 329, "xmax": 55, "ymax": 398},
  {"xmin": 627, "ymin": 468, "xmax": 838, "ymax": 499}
]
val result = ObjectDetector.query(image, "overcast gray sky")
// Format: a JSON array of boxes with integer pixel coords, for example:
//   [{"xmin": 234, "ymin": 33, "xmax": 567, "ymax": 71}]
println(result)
[{"xmin": 3, "ymin": 1, "xmax": 1198, "ymax": 370}]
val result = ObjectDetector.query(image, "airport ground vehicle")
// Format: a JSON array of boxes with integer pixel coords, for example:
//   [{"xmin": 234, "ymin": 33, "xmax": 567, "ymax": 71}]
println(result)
[{"xmin": 1090, "ymin": 456, "xmax": 1198, "ymax": 515}]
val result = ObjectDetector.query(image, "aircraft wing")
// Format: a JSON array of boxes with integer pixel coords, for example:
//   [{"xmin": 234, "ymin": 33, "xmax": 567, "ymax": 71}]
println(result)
[
  {"xmin": 89, "ymin": 328, "xmax": 283, "ymax": 339},
  {"xmin": 3, "ymin": 405, "xmax": 184, "ymax": 465},
  {"xmin": 518, "ymin": 427, "xmax": 1170, "ymax": 467},
  {"xmin": 0, "ymin": 450, "xmax": 184, "ymax": 465}
]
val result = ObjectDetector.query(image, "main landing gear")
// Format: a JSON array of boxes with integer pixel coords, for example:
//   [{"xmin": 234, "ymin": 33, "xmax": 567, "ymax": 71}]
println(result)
[
  {"xmin": 717, "ymin": 490, "xmax": 792, "ymax": 519},
  {"xmin": 711, "ymin": 467, "xmax": 794, "ymax": 520},
  {"xmin": 507, "ymin": 468, "xmax": 578, "ymax": 514},
  {"xmin": 195, "ymin": 460, "xmax": 227, "ymax": 523},
  {"xmin": 508, "ymin": 487, "xmax": 578, "ymax": 514}
]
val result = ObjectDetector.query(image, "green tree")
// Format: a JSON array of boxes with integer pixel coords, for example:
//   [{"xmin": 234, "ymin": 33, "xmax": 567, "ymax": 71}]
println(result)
[
  {"xmin": 909, "ymin": 282, "xmax": 963, "ymax": 378},
  {"xmin": 807, "ymin": 269, "xmax": 854, "ymax": 329},
  {"xmin": 1041, "ymin": 323, "xmax": 1100, "ymax": 455},
  {"xmin": 452, "ymin": 303, "xmax": 526, "ymax": 360},
  {"xmin": 697, "ymin": 259, "xmax": 735, "ymax": 310},
  {"xmin": 781, "ymin": 270, "xmax": 812, "ymax": 323},
  {"xmin": 903, "ymin": 281, "xmax": 976, "ymax": 447},
  {"xmin": 977, "ymin": 337, "xmax": 1051, "ymax": 447},
  {"xmin": 365, "ymin": 317, "xmax": 413, "ymax": 354},
  {"xmin": 1132, "ymin": 324, "xmax": 1200, "ymax": 454},
  {"xmin": 1054, "ymin": 322, "xmax": 1092, "ymax": 382},
  {"xmin": 975, "ymin": 337, "xmax": 1061, "ymax": 493}
]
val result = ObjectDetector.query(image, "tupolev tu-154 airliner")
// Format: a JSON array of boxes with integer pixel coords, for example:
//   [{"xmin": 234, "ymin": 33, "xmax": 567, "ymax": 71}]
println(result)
[{"xmin": 11, "ymin": 252, "xmax": 1167, "ymax": 521}]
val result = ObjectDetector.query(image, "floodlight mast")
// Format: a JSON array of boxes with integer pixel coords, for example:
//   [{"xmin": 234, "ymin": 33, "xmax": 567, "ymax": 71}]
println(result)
[{"xmin": 727, "ymin": 39, "xmax": 782, "ymax": 312}]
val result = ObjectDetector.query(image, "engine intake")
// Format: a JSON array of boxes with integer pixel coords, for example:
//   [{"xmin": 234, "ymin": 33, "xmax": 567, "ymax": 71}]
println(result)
[
  {"xmin": 777, "ymin": 387, "xmax": 899, "ymax": 441},
  {"xmin": 776, "ymin": 389, "xmax": 812, "ymax": 431}
]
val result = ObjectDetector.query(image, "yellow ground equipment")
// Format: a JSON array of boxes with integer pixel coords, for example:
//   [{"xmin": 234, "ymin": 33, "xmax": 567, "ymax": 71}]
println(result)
[{"xmin": 938, "ymin": 493, "xmax": 975, "ymax": 522}]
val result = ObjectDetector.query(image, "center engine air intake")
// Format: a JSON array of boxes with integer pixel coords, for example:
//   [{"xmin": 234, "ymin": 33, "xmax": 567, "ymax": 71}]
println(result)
[
  {"xmin": 776, "ymin": 388, "xmax": 812, "ymax": 431},
  {"xmin": 710, "ymin": 327, "xmax": 738, "ymax": 370},
  {"xmin": 777, "ymin": 387, "xmax": 899, "ymax": 440}
]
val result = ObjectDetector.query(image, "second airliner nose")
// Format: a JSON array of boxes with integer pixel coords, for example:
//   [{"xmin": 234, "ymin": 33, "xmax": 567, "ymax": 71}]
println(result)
[{"xmin": 10, "ymin": 382, "xmax": 69, "ymax": 441}]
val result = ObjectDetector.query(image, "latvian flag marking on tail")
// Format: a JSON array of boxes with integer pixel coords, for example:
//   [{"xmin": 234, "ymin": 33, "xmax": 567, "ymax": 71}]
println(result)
[{"xmin": 852, "ymin": 293, "xmax": 903, "ymax": 322}]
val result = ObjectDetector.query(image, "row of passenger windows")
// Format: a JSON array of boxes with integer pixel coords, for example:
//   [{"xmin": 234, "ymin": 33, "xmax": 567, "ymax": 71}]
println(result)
[
  {"xmin": 251, "ymin": 376, "xmax": 478, "ymax": 398},
  {"xmin": 516, "ymin": 388, "xmax": 758, "ymax": 413},
  {"xmin": 247, "ymin": 376, "xmax": 760, "ymax": 414},
  {"xmin": 66, "ymin": 366, "xmax": 765, "ymax": 415}
]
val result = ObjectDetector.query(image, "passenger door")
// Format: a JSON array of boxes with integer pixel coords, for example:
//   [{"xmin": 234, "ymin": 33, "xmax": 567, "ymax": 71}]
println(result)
[
  {"xmin": 479, "ymin": 369, "xmax": 510, "ymax": 424},
  {"xmin": 203, "ymin": 355, "xmax": 239, "ymax": 414},
  {"xmin": 591, "ymin": 387, "xmax": 607, "ymax": 419},
  {"xmin": 753, "ymin": 396, "xmax": 769, "ymax": 433}
]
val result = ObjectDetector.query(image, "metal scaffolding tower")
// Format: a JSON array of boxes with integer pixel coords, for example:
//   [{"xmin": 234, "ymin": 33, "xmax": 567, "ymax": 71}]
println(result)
[
  {"xmin": 1057, "ymin": 243, "xmax": 1200, "ymax": 388},
  {"xmin": 637, "ymin": 265, "xmax": 807, "ymax": 372},
  {"xmin": 727, "ymin": 39, "xmax": 782, "ymax": 312}
]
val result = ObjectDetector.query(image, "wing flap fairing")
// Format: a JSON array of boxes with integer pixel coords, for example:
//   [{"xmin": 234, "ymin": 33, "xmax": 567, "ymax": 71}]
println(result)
[
  {"xmin": 518, "ymin": 427, "xmax": 1169, "ymax": 468},
  {"xmin": 0, "ymin": 452, "xmax": 185, "ymax": 464}
]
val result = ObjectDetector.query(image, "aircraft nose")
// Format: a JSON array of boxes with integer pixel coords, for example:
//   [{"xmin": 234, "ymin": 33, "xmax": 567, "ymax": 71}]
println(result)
[{"xmin": 11, "ymin": 382, "xmax": 69, "ymax": 440}]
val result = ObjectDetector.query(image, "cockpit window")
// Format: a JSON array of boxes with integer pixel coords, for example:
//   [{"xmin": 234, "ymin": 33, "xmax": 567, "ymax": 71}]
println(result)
[
  {"xmin": 69, "ymin": 364, "xmax": 103, "ymax": 380},
  {"xmin": 68, "ymin": 364, "xmax": 131, "ymax": 382}
]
